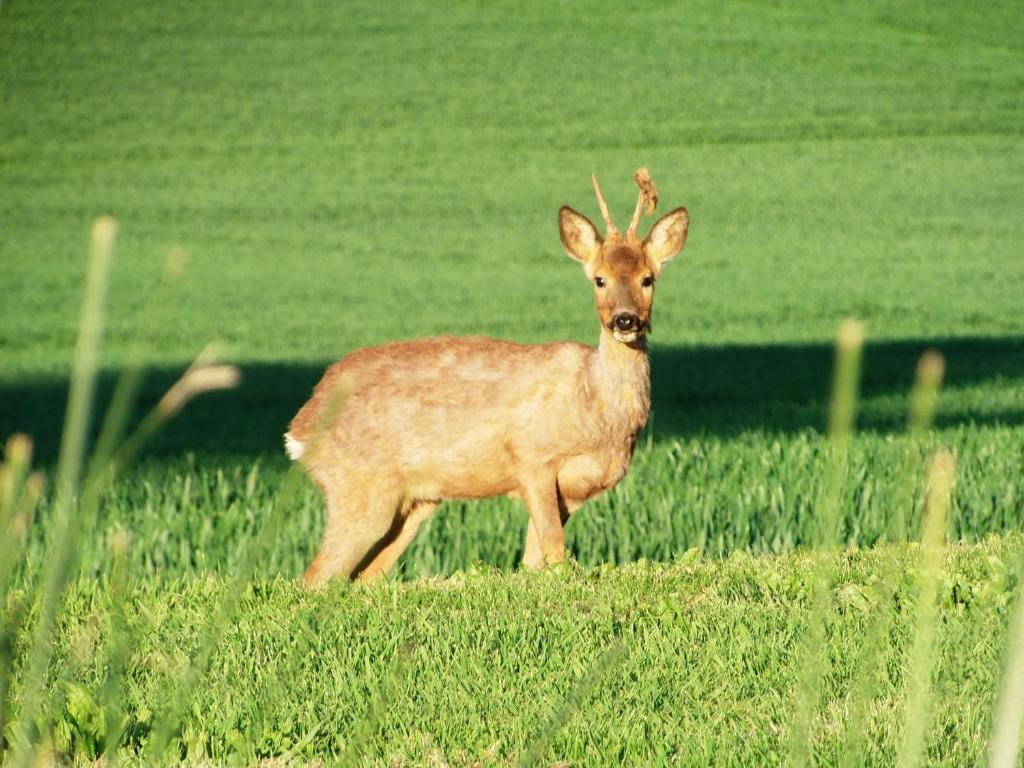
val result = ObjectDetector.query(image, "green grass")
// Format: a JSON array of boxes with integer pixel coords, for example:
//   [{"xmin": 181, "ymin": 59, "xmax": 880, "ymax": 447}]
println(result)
[
  {"xmin": 18, "ymin": 537, "xmax": 1024, "ymax": 766},
  {"xmin": 2, "ymin": 0, "xmax": 1024, "ymax": 763},
  {"xmin": 6, "ymin": 426, "xmax": 1023, "ymax": 588},
  {"xmin": 3, "ymin": 1, "xmax": 1024, "ymax": 373}
]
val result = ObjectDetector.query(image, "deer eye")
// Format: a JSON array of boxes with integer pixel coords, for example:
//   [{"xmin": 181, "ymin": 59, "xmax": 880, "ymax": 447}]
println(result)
[
  {"xmin": 642, "ymin": 275, "xmax": 655, "ymax": 287},
  {"xmin": 594, "ymin": 276, "xmax": 606, "ymax": 288}
]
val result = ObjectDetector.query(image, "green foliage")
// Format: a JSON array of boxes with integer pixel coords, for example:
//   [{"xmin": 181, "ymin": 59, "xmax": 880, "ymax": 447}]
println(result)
[
  {"xmin": 7, "ymin": 428, "xmax": 1024, "ymax": 584},
  {"xmin": 1, "ymin": 0, "xmax": 1022, "ymax": 573},
  {"xmin": 1, "ymin": 0, "xmax": 1023, "ymax": 764},
  {"xmin": 4, "ymin": 538, "xmax": 1022, "ymax": 766}
]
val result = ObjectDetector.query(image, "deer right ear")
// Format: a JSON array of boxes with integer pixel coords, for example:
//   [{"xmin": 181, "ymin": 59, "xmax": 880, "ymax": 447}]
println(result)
[{"xmin": 559, "ymin": 206, "xmax": 602, "ymax": 265}]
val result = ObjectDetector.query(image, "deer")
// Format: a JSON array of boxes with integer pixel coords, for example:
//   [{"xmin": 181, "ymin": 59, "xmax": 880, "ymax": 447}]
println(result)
[{"xmin": 285, "ymin": 169, "xmax": 689, "ymax": 586}]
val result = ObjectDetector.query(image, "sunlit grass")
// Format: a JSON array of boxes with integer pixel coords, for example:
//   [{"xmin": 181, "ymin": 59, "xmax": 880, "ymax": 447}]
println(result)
[
  {"xmin": 1, "ymin": 0, "xmax": 1023, "ymax": 763},
  {"xmin": 2, "ymin": 251, "xmax": 1020, "ymax": 762}
]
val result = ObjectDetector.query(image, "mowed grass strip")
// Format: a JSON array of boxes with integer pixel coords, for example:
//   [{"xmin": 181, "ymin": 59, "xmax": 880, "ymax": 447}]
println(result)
[{"xmin": 24, "ymin": 535, "xmax": 1023, "ymax": 766}]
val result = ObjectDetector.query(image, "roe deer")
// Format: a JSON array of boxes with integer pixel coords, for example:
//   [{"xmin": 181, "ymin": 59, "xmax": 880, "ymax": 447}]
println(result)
[{"xmin": 286, "ymin": 169, "xmax": 689, "ymax": 586}]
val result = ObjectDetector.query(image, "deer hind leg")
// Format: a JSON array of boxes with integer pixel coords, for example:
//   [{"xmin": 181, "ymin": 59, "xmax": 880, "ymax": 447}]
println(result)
[
  {"xmin": 354, "ymin": 500, "xmax": 439, "ymax": 582},
  {"xmin": 303, "ymin": 481, "xmax": 402, "ymax": 589},
  {"xmin": 522, "ymin": 488, "xmax": 578, "ymax": 570}
]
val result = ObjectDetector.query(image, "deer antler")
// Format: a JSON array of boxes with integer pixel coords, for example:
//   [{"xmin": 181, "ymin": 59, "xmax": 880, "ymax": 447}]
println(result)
[
  {"xmin": 627, "ymin": 167, "xmax": 659, "ymax": 240},
  {"xmin": 591, "ymin": 173, "xmax": 620, "ymax": 239}
]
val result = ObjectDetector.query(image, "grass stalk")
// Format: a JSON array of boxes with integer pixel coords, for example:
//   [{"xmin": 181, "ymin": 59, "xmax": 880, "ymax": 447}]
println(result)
[
  {"xmin": 986, "ymin": 541, "xmax": 1024, "ymax": 768},
  {"xmin": 142, "ymin": 373, "xmax": 351, "ymax": 761},
  {"xmin": 1, "ymin": 224, "xmax": 236, "ymax": 764},
  {"xmin": 96, "ymin": 529, "xmax": 133, "ymax": 767},
  {"xmin": 839, "ymin": 350, "xmax": 945, "ymax": 766},
  {"xmin": 787, "ymin": 318, "xmax": 863, "ymax": 767},
  {"xmin": 9, "ymin": 218, "xmax": 116, "ymax": 767},
  {"xmin": 517, "ymin": 642, "xmax": 625, "ymax": 768},
  {"xmin": 817, "ymin": 318, "xmax": 864, "ymax": 546},
  {"xmin": 890, "ymin": 351, "xmax": 945, "ymax": 542},
  {"xmin": 81, "ymin": 247, "xmax": 189, "ymax": 764},
  {"xmin": 54, "ymin": 217, "xmax": 117, "ymax": 502},
  {"xmin": 87, "ymin": 247, "xmax": 189, "ymax": 476},
  {"xmin": 337, "ymin": 640, "xmax": 413, "ymax": 766},
  {"xmin": 0, "ymin": 436, "xmax": 40, "ymax": 599},
  {"xmin": 0, "ymin": 437, "xmax": 43, "ymax": 748},
  {"xmin": 896, "ymin": 449, "xmax": 956, "ymax": 768}
]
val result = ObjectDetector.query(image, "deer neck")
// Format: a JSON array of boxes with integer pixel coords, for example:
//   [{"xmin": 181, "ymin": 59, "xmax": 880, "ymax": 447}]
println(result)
[{"xmin": 587, "ymin": 328, "xmax": 651, "ymax": 434}]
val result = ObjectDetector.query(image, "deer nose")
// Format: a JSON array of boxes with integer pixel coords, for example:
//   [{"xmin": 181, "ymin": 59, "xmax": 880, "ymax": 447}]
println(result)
[{"xmin": 613, "ymin": 313, "xmax": 638, "ymax": 332}]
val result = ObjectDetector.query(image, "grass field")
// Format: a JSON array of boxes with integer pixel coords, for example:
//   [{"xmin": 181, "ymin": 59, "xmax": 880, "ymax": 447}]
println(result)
[
  {"xmin": 2, "ymin": 0, "xmax": 1023, "ymax": 764},
  {"xmin": 25, "ymin": 538, "xmax": 1024, "ymax": 765}
]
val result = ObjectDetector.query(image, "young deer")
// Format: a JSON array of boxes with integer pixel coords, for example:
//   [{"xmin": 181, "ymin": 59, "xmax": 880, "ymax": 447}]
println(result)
[{"xmin": 286, "ymin": 170, "xmax": 689, "ymax": 586}]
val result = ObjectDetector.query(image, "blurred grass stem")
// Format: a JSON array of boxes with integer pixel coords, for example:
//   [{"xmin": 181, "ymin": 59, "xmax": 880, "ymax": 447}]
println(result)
[
  {"xmin": 897, "ymin": 449, "xmax": 955, "ymax": 768},
  {"xmin": 787, "ymin": 318, "xmax": 863, "ymax": 767}
]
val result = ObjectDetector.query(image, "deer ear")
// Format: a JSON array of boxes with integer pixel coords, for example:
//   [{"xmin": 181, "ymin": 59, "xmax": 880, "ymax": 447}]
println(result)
[
  {"xmin": 643, "ymin": 207, "xmax": 689, "ymax": 274},
  {"xmin": 559, "ymin": 206, "xmax": 602, "ymax": 265}
]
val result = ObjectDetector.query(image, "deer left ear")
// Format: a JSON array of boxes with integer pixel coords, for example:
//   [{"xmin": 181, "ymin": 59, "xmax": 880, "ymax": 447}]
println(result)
[{"xmin": 643, "ymin": 207, "xmax": 689, "ymax": 274}]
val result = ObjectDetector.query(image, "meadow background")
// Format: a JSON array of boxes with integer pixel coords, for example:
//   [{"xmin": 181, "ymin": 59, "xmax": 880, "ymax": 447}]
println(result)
[{"xmin": 1, "ymin": 0, "xmax": 1023, "ymax": 764}]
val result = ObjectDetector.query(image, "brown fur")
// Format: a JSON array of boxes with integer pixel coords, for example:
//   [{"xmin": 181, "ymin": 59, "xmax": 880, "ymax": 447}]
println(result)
[{"xmin": 287, "ymin": 174, "xmax": 689, "ymax": 586}]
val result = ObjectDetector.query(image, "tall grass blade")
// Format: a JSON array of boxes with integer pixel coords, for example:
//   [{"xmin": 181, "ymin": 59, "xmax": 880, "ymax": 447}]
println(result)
[
  {"xmin": 890, "ymin": 350, "xmax": 945, "ymax": 542},
  {"xmin": 337, "ymin": 638, "xmax": 412, "ymax": 766},
  {"xmin": 142, "ymin": 374, "xmax": 350, "ymax": 760},
  {"xmin": 0, "ymin": 437, "xmax": 43, "ymax": 748},
  {"xmin": 3, "ymin": 226, "xmax": 234, "ymax": 763},
  {"xmin": 0, "ymin": 436, "xmax": 35, "ymax": 591},
  {"xmin": 72, "ymin": 248, "xmax": 189, "ymax": 764},
  {"xmin": 517, "ymin": 642, "xmax": 624, "ymax": 768},
  {"xmin": 81, "ymin": 346, "xmax": 240, "ymax": 502},
  {"xmin": 87, "ymin": 247, "xmax": 189, "ymax": 474},
  {"xmin": 818, "ymin": 318, "xmax": 864, "ymax": 546},
  {"xmin": 840, "ymin": 350, "xmax": 945, "ymax": 767},
  {"xmin": 9, "ymin": 218, "xmax": 116, "ymax": 766},
  {"xmin": 987, "ymin": 542, "xmax": 1024, "ymax": 768},
  {"xmin": 96, "ymin": 529, "xmax": 133, "ymax": 767},
  {"xmin": 55, "ymin": 217, "xmax": 117, "ymax": 502},
  {"xmin": 787, "ymin": 318, "xmax": 863, "ymax": 767},
  {"xmin": 896, "ymin": 449, "xmax": 955, "ymax": 768}
]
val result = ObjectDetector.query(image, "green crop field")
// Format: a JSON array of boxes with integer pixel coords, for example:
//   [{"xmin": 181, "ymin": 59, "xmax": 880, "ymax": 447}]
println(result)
[{"xmin": 2, "ymin": 0, "xmax": 1023, "ymax": 764}]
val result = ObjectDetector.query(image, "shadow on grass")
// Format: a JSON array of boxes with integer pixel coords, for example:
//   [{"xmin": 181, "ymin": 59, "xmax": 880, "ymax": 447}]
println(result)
[
  {"xmin": 651, "ymin": 334, "xmax": 1024, "ymax": 438},
  {"xmin": 1, "ymin": 335, "xmax": 1022, "ymax": 462}
]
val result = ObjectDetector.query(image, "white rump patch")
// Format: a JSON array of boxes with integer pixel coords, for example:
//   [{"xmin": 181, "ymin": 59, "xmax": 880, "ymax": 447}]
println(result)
[{"xmin": 284, "ymin": 433, "xmax": 305, "ymax": 461}]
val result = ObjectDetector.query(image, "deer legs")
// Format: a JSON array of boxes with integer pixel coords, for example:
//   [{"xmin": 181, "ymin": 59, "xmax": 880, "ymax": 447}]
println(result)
[
  {"xmin": 355, "ymin": 500, "xmax": 438, "ymax": 582},
  {"xmin": 521, "ymin": 476, "xmax": 572, "ymax": 569},
  {"xmin": 303, "ymin": 487, "xmax": 398, "ymax": 588}
]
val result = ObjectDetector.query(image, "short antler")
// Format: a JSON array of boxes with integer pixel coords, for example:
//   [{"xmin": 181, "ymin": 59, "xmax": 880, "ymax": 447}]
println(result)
[
  {"xmin": 591, "ymin": 173, "xmax": 620, "ymax": 239},
  {"xmin": 627, "ymin": 167, "xmax": 659, "ymax": 241}
]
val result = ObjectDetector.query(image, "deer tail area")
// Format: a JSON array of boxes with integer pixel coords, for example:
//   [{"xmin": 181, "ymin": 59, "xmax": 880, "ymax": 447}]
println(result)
[{"xmin": 284, "ymin": 432, "xmax": 306, "ymax": 461}]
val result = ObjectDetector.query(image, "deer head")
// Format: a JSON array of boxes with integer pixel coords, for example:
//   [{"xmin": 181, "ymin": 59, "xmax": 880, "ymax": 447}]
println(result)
[{"xmin": 558, "ymin": 169, "xmax": 689, "ymax": 345}]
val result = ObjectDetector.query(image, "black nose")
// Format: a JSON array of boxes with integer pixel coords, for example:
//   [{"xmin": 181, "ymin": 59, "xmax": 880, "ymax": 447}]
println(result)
[{"xmin": 613, "ymin": 313, "xmax": 638, "ymax": 332}]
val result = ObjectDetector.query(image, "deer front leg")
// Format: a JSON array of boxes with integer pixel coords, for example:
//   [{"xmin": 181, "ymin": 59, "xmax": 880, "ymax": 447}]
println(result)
[
  {"xmin": 522, "ymin": 490, "xmax": 576, "ymax": 569},
  {"xmin": 522, "ymin": 475, "xmax": 566, "ymax": 567},
  {"xmin": 522, "ymin": 520, "xmax": 545, "ymax": 570}
]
